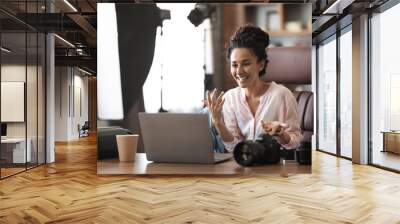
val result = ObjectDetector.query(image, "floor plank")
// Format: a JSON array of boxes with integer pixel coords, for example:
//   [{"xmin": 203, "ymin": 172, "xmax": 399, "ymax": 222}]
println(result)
[
  {"xmin": 0, "ymin": 135, "xmax": 400, "ymax": 223},
  {"xmin": 372, "ymin": 151, "xmax": 400, "ymax": 171}
]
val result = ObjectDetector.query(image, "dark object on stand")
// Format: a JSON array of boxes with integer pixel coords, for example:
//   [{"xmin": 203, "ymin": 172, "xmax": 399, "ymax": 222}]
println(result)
[
  {"xmin": 296, "ymin": 141, "xmax": 311, "ymax": 165},
  {"xmin": 233, "ymin": 134, "xmax": 282, "ymax": 166}
]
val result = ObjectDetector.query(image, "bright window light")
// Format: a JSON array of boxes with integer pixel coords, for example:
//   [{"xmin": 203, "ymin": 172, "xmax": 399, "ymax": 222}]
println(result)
[
  {"xmin": 143, "ymin": 3, "xmax": 205, "ymax": 113},
  {"xmin": 370, "ymin": 3, "xmax": 400, "ymax": 169},
  {"xmin": 97, "ymin": 3, "xmax": 123, "ymax": 120},
  {"xmin": 339, "ymin": 29, "xmax": 352, "ymax": 158},
  {"xmin": 317, "ymin": 37, "xmax": 337, "ymax": 154}
]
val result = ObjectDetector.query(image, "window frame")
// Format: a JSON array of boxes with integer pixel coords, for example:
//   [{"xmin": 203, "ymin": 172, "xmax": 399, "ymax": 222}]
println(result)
[{"xmin": 315, "ymin": 21, "xmax": 353, "ymax": 161}]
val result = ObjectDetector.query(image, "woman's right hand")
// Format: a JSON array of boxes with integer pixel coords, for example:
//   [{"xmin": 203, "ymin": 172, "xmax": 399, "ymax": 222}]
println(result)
[{"xmin": 206, "ymin": 89, "xmax": 225, "ymax": 125}]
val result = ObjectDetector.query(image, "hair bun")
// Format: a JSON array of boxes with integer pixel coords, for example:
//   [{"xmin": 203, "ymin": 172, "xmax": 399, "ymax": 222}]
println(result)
[{"xmin": 231, "ymin": 25, "xmax": 269, "ymax": 48}]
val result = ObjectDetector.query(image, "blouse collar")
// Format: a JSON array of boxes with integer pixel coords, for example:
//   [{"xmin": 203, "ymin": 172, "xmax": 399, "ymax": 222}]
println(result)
[{"xmin": 239, "ymin": 81, "xmax": 276, "ymax": 102}]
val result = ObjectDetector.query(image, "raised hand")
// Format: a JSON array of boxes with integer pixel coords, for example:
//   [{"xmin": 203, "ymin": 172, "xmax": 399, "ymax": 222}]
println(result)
[
  {"xmin": 206, "ymin": 88, "xmax": 225, "ymax": 125},
  {"xmin": 261, "ymin": 121, "xmax": 288, "ymax": 136}
]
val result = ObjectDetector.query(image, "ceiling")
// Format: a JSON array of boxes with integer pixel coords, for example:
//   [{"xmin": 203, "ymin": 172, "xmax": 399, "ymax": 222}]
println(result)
[
  {"xmin": 0, "ymin": 0, "xmax": 101, "ymax": 73},
  {"xmin": 0, "ymin": 0, "xmax": 392, "ymax": 74}
]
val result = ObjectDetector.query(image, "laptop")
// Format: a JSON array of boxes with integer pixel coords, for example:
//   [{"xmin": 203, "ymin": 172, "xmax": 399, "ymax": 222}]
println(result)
[{"xmin": 138, "ymin": 113, "xmax": 232, "ymax": 164}]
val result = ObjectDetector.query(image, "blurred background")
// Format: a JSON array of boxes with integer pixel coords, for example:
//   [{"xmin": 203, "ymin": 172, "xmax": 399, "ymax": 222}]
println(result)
[{"xmin": 141, "ymin": 3, "xmax": 312, "ymax": 114}]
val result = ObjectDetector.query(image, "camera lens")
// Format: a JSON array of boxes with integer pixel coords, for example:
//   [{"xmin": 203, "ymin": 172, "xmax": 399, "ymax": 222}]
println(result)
[{"xmin": 234, "ymin": 141, "xmax": 263, "ymax": 166}]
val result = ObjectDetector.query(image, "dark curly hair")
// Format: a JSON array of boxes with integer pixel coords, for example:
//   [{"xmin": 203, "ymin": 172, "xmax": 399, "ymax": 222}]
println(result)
[{"xmin": 226, "ymin": 25, "xmax": 270, "ymax": 77}]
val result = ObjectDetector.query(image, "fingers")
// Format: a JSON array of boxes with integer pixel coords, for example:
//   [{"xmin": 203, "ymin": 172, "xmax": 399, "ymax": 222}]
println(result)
[
  {"xmin": 206, "ymin": 90, "xmax": 212, "ymax": 108},
  {"xmin": 216, "ymin": 90, "xmax": 224, "ymax": 101},
  {"xmin": 216, "ymin": 91, "xmax": 224, "ymax": 107},
  {"xmin": 206, "ymin": 89, "xmax": 225, "ymax": 118},
  {"xmin": 207, "ymin": 89, "xmax": 224, "ymax": 110},
  {"xmin": 261, "ymin": 121, "xmax": 287, "ymax": 136},
  {"xmin": 279, "ymin": 123, "xmax": 288, "ymax": 133},
  {"xmin": 217, "ymin": 97, "xmax": 225, "ymax": 109},
  {"xmin": 210, "ymin": 88, "xmax": 217, "ymax": 102},
  {"xmin": 270, "ymin": 125, "xmax": 281, "ymax": 136},
  {"xmin": 206, "ymin": 89, "xmax": 216, "ymax": 108},
  {"xmin": 205, "ymin": 89, "xmax": 225, "ymax": 124},
  {"xmin": 261, "ymin": 121, "xmax": 273, "ymax": 132}
]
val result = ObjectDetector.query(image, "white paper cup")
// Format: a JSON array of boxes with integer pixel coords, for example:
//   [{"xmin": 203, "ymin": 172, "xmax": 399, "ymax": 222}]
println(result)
[{"xmin": 116, "ymin": 134, "xmax": 139, "ymax": 162}]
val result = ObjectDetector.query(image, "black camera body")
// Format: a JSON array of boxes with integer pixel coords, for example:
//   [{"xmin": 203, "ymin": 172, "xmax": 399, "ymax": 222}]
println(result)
[
  {"xmin": 233, "ymin": 134, "xmax": 311, "ymax": 166},
  {"xmin": 233, "ymin": 134, "xmax": 281, "ymax": 166}
]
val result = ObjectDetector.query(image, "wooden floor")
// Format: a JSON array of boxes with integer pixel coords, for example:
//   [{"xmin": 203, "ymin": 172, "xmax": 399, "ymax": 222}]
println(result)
[
  {"xmin": 1, "ymin": 163, "xmax": 45, "ymax": 178},
  {"xmin": 1, "ymin": 167, "xmax": 26, "ymax": 178},
  {"xmin": 1, "ymin": 135, "xmax": 400, "ymax": 223},
  {"xmin": 372, "ymin": 151, "xmax": 400, "ymax": 171}
]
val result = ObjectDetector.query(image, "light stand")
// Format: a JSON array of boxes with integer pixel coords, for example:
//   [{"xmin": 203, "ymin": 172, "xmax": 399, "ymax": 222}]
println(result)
[
  {"xmin": 187, "ymin": 4, "xmax": 216, "ymax": 99},
  {"xmin": 203, "ymin": 27, "xmax": 212, "ymax": 99},
  {"xmin": 158, "ymin": 26, "xmax": 168, "ymax": 113}
]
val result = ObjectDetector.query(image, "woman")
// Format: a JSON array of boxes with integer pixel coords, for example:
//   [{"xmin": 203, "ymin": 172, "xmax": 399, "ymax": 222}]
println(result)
[{"xmin": 207, "ymin": 25, "xmax": 302, "ymax": 152}]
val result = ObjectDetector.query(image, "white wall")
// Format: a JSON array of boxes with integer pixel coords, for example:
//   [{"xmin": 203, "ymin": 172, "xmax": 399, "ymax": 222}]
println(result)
[
  {"xmin": 55, "ymin": 67, "xmax": 89, "ymax": 141},
  {"xmin": 1, "ymin": 64, "xmax": 46, "ymax": 163},
  {"xmin": 55, "ymin": 67, "xmax": 69, "ymax": 141},
  {"xmin": 1, "ymin": 65, "xmax": 39, "ymax": 138},
  {"xmin": 1, "ymin": 66, "xmax": 26, "ymax": 134},
  {"xmin": 72, "ymin": 73, "xmax": 89, "ymax": 138}
]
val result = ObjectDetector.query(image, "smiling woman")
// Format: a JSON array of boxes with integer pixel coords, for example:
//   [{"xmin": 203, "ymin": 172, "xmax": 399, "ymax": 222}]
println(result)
[{"xmin": 206, "ymin": 25, "xmax": 302, "ymax": 152}]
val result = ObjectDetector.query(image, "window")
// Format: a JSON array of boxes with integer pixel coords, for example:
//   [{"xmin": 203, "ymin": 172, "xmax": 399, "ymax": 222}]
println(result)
[
  {"xmin": 143, "ymin": 3, "xmax": 207, "ymax": 113},
  {"xmin": 339, "ymin": 28, "xmax": 352, "ymax": 158},
  {"xmin": 371, "ymin": 2, "xmax": 400, "ymax": 171},
  {"xmin": 317, "ymin": 36, "xmax": 337, "ymax": 154}
]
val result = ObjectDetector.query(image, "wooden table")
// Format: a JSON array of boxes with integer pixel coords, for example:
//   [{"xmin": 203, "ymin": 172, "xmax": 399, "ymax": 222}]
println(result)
[{"xmin": 97, "ymin": 153, "xmax": 311, "ymax": 176}]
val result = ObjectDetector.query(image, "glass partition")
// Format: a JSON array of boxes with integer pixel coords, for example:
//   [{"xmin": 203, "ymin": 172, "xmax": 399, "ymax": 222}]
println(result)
[
  {"xmin": 0, "ymin": 1, "xmax": 46, "ymax": 179},
  {"xmin": 1, "ymin": 31, "xmax": 28, "ymax": 177}
]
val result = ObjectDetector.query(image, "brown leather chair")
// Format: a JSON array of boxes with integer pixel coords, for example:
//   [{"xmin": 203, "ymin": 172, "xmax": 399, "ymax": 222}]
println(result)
[
  {"xmin": 264, "ymin": 46, "xmax": 311, "ymax": 84},
  {"xmin": 261, "ymin": 46, "xmax": 313, "ymax": 142},
  {"xmin": 293, "ymin": 91, "xmax": 314, "ymax": 142}
]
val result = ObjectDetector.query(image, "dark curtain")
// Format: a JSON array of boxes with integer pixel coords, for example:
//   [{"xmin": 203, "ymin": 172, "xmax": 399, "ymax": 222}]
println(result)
[
  {"xmin": 116, "ymin": 3, "xmax": 159, "ymax": 116},
  {"xmin": 112, "ymin": 4, "xmax": 160, "ymax": 152}
]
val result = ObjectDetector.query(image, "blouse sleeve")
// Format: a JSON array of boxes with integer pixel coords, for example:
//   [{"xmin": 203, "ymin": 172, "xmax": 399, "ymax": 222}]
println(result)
[
  {"xmin": 221, "ymin": 94, "xmax": 244, "ymax": 152},
  {"xmin": 278, "ymin": 91, "xmax": 303, "ymax": 149}
]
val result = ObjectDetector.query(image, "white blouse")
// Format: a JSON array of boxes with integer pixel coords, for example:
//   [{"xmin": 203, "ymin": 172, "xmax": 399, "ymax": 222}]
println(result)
[{"xmin": 222, "ymin": 81, "xmax": 303, "ymax": 152}]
